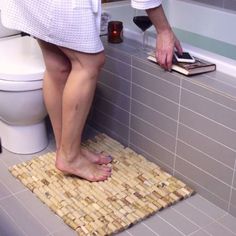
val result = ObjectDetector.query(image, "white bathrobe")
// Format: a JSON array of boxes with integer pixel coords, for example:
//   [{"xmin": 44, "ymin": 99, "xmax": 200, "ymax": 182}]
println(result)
[{"xmin": 1, "ymin": 0, "xmax": 162, "ymax": 53}]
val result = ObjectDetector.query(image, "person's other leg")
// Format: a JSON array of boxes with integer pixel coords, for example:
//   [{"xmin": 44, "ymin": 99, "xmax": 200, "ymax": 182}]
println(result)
[{"xmin": 55, "ymin": 47, "xmax": 112, "ymax": 181}]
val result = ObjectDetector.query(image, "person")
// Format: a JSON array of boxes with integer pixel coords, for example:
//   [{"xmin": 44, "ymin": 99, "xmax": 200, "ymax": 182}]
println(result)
[{"xmin": 0, "ymin": 0, "xmax": 182, "ymax": 182}]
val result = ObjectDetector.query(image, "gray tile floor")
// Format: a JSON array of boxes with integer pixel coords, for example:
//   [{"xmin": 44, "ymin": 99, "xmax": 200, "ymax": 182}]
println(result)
[{"xmin": 0, "ymin": 128, "xmax": 236, "ymax": 236}]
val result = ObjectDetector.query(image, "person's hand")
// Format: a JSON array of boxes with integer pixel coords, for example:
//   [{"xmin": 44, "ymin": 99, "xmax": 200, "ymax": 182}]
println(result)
[{"xmin": 155, "ymin": 29, "xmax": 182, "ymax": 71}]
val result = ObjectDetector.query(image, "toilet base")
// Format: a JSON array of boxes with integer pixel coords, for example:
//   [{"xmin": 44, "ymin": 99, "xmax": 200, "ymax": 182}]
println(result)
[{"xmin": 0, "ymin": 119, "xmax": 48, "ymax": 154}]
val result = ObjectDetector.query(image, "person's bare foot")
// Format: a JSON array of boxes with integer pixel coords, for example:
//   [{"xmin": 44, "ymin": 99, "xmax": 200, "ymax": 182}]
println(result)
[
  {"xmin": 55, "ymin": 151, "xmax": 112, "ymax": 182},
  {"xmin": 81, "ymin": 148, "xmax": 113, "ymax": 165}
]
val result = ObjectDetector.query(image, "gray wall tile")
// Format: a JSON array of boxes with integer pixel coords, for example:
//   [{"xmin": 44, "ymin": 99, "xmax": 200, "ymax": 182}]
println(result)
[
  {"xmin": 224, "ymin": 0, "xmax": 236, "ymax": 11},
  {"xmin": 185, "ymin": 194, "xmax": 227, "ymax": 219},
  {"xmin": 16, "ymin": 190, "xmax": 66, "ymax": 233},
  {"xmin": 129, "ymin": 143, "xmax": 174, "ymax": 174},
  {"xmin": 179, "ymin": 106, "xmax": 236, "ymax": 151},
  {"xmin": 0, "ymin": 161, "xmax": 25, "ymax": 193},
  {"xmin": 183, "ymin": 73, "xmax": 236, "ymax": 99},
  {"xmin": 0, "ymin": 181, "xmax": 11, "ymax": 199},
  {"xmin": 175, "ymin": 172, "xmax": 229, "ymax": 212},
  {"xmin": 234, "ymin": 169, "xmax": 236, "ymax": 189},
  {"xmin": 104, "ymin": 46, "xmax": 132, "ymax": 65},
  {"xmin": 218, "ymin": 213, "xmax": 236, "ymax": 234},
  {"xmin": 91, "ymin": 109, "xmax": 129, "ymax": 141},
  {"xmin": 103, "ymin": 56, "xmax": 131, "ymax": 81},
  {"xmin": 143, "ymin": 214, "xmax": 183, "ymax": 236},
  {"xmin": 190, "ymin": 230, "xmax": 211, "ymax": 236},
  {"xmin": 190, "ymin": 0, "xmax": 223, "ymax": 8},
  {"xmin": 204, "ymin": 222, "xmax": 235, "ymax": 236},
  {"xmin": 158, "ymin": 208, "xmax": 199, "ymax": 235},
  {"xmin": 127, "ymin": 222, "xmax": 157, "ymax": 236},
  {"xmin": 175, "ymin": 157, "xmax": 231, "ymax": 202},
  {"xmin": 229, "ymin": 204, "xmax": 236, "ymax": 218},
  {"xmin": 181, "ymin": 88, "xmax": 236, "ymax": 131},
  {"xmin": 177, "ymin": 140, "xmax": 234, "ymax": 185},
  {"xmin": 0, "ymin": 207, "xmax": 26, "ymax": 236},
  {"xmin": 131, "ymin": 99, "xmax": 178, "ymax": 136},
  {"xmin": 132, "ymin": 57, "xmax": 181, "ymax": 86},
  {"xmin": 182, "ymin": 79, "xmax": 236, "ymax": 110},
  {"xmin": 93, "ymin": 96, "xmax": 130, "ymax": 126},
  {"xmin": 130, "ymin": 130, "xmax": 175, "ymax": 168},
  {"xmin": 230, "ymin": 188, "xmax": 236, "ymax": 206},
  {"xmin": 96, "ymin": 83, "xmax": 130, "ymax": 111},
  {"xmin": 178, "ymin": 124, "xmax": 236, "ymax": 168},
  {"xmin": 132, "ymin": 68, "xmax": 180, "ymax": 103},
  {"xmin": 131, "ymin": 115, "xmax": 176, "ymax": 152},
  {"xmin": 0, "ymin": 196, "xmax": 49, "ymax": 236},
  {"xmin": 172, "ymin": 201, "xmax": 214, "ymax": 228},
  {"xmin": 132, "ymin": 83, "xmax": 179, "ymax": 120},
  {"xmin": 99, "ymin": 69, "xmax": 131, "ymax": 96}
]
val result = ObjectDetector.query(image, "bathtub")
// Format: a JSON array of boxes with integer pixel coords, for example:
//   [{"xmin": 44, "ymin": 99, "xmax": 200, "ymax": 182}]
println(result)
[{"xmin": 102, "ymin": 0, "xmax": 236, "ymax": 77}]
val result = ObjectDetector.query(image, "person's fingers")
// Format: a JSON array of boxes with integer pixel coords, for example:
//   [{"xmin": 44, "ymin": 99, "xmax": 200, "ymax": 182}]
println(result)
[
  {"xmin": 166, "ymin": 50, "xmax": 173, "ymax": 71},
  {"xmin": 175, "ymin": 39, "xmax": 183, "ymax": 54}
]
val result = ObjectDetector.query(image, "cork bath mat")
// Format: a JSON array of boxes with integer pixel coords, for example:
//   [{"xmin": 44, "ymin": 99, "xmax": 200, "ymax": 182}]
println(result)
[{"xmin": 9, "ymin": 133, "xmax": 194, "ymax": 236}]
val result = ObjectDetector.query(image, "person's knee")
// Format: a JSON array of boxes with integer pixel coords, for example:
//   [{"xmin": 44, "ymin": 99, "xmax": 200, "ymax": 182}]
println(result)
[
  {"xmin": 85, "ymin": 52, "xmax": 105, "ymax": 78},
  {"xmin": 46, "ymin": 58, "xmax": 71, "ymax": 81}
]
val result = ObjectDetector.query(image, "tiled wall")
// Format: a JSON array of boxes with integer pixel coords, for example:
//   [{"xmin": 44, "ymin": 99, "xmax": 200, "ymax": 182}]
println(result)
[
  {"xmin": 189, "ymin": 0, "xmax": 236, "ymax": 11},
  {"xmin": 88, "ymin": 37, "xmax": 236, "ymax": 217}
]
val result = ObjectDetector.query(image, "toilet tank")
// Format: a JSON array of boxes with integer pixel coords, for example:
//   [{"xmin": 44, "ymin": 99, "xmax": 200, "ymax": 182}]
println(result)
[{"xmin": 0, "ymin": 10, "xmax": 20, "ymax": 38}]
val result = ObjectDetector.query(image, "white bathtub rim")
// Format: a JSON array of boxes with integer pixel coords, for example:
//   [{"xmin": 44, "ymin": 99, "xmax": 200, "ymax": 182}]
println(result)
[{"xmin": 124, "ymin": 28, "xmax": 236, "ymax": 77}]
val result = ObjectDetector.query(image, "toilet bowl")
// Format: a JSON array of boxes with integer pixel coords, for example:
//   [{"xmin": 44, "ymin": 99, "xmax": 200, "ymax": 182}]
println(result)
[{"xmin": 0, "ymin": 35, "xmax": 48, "ymax": 154}]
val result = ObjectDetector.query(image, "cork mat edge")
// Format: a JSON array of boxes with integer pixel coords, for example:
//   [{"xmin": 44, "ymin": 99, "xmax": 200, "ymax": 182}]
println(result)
[{"xmin": 9, "ymin": 133, "xmax": 195, "ymax": 236}]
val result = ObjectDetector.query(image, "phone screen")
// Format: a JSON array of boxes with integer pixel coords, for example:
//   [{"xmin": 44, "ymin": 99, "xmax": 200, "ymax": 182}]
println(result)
[
  {"xmin": 174, "ymin": 52, "xmax": 195, "ymax": 63},
  {"xmin": 175, "ymin": 52, "xmax": 193, "ymax": 59}
]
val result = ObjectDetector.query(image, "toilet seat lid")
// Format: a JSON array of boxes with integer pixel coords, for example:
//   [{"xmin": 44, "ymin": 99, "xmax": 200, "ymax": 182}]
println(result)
[{"xmin": 0, "ymin": 36, "xmax": 45, "ymax": 82}]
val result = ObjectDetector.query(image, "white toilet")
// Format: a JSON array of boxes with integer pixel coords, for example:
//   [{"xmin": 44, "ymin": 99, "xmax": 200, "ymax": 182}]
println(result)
[{"xmin": 0, "ymin": 17, "xmax": 48, "ymax": 154}]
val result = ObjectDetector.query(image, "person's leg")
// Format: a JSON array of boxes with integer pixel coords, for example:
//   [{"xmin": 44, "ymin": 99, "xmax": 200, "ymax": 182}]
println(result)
[
  {"xmin": 37, "ymin": 40, "xmax": 112, "ymax": 166},
  {"xmin": 37, "ymin": 39, "xmax": 71, "ymax": 149},
  {"xmin": 55, "ymin": 47, "xmax": 112, "ymax": 181}
]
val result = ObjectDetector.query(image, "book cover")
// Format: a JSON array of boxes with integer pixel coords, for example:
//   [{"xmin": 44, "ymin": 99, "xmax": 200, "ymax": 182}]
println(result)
[{"xmin": 147, "ymin": 52, "xmax": 216, "ymax": 76}]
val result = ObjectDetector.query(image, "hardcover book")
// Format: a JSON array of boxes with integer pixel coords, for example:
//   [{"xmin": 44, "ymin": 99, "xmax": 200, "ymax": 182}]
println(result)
[{"xmin": 147, "ymin": 51, "xmax": 216, "ymax": 76}]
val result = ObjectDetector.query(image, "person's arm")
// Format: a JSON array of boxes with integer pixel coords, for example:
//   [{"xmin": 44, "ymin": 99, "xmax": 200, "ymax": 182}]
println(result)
[{"xmin": 146, "ymin": 5, "xmax": 182, "ymax": 70}]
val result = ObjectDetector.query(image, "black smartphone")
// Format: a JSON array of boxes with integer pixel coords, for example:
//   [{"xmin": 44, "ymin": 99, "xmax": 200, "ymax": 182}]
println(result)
[{"xmin": 174, "ymin": 52, "xmax": 195, "ymax": 63}]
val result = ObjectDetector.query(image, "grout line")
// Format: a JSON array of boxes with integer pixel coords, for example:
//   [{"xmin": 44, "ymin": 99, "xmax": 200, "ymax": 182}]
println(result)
[
  {"xmin": 128, "ymin": 56, "xmax": 133, "ymax": 147},
  {"xmin": 91, "ymin": 120, "xmax": 127, "ymax": 145},
  {"xmin": 130, "ymin": 128, "xmax": 176, "ymax": 155},
  {"xmin": 0, "ymin": 205, "xmax": 28, "ymax": 236},
  {"xmin": 131, "ymin": 113, "xmax": 176, "ymax": 139},
  {"xmin": 176, "ymin": 154, "xmax": 234, "ymax": 188},
  {"xmin": 132, "ymin": 82, "xmax": 179, "ymax": 106},
  {"xmin": 129, "ymin": 142, "xmax": 173, "ymax": 172},
  {"xmin": 93, "ymin": 107, "xmax": 129, "ymax": 129},
  {"xmin": 180, "ymin": 104, "xmax": 236, "ymax": 134},
  {"xmin": 179, "ymin": 122, "xmax": 236, "ymax": 153},
  {"xmin": 170, "ymin": 207, "xmax": 201, "ymax": 229},
  {"xmin": 173, "ymin": 73, "xmax": 183, "ymax": 176},
  {"xmin": 177, "ymin": 138, "xmax": 234, "ymax": 170},
  {"xmin": 157, "ymin": 215, "xmax": 186, "ymax": 236},
  {"xmin": 175, "ymin": 170, "xmax": 230, "ymax": 209},
  {"xmin": 141, "ymin": 222, "xmax": 161, "ymax": 236},
  {"xmin": 182, "ymin": 78, "xmax": 236, "ymax": 106},
  {"xmin": 188, "ymin": 228, "xmax": 212, "ymax": 236},
  {"xmin": 98, "ymin": 81, "xmax": 130, "ymax": 99},
  {"xmin": 131, "ymin": 57, "xmax": 182, "ymax": 86},
  {"xmin": 102, "ymin": 67, "xmax": 131, "ymax": 83},
  {"xmin": 186, "ymin": 195, "xmax": 227, "ymax": 221},
  {"xmin": 13, "ymin": 194, "xmax": 51, "ymax": 235},
  {"xmin": 131, "ymin": 97, "xmax": 178, "ymax": 122}
]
